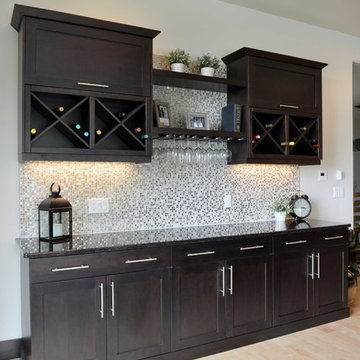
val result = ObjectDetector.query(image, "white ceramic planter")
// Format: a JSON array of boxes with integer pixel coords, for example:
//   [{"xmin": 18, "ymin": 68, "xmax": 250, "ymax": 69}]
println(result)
[
  {"xmin": 201, "ymin": 67, "xmax": 215, "ymax": 76},
  {"xmin": 274, "ymin": 211, "xmax": 287, "ymax": 222},
  {"xmin": 171, "ymin": 63, "xmax": 186, "ymax": 72}
]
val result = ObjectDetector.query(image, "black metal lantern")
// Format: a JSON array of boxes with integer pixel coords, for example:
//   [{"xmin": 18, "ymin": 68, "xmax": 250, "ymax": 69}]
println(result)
[{"xmin": 38, "ymin": 183, "xmax": 72, "ymax": 251}]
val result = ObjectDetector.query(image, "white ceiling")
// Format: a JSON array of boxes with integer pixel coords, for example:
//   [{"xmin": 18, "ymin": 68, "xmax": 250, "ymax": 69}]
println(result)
[{"xmin": 219, "ymin": 0, "xmax": 360, "ymax": 38}]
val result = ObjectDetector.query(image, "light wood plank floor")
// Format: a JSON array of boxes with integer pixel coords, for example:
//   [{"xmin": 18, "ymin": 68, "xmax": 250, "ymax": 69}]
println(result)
[{"xmin": 198, "ymin": 287, "xmax": 360, "ymax": 360}]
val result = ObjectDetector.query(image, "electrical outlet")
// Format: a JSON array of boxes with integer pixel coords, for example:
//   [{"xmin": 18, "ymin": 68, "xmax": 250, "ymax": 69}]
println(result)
[
  {"xmin": 88, "ymin": 198, "xmax": 109, "ymax": 214},
  {"xmin": 224, "ymin": 194, "xmax": 231, "ymax": 209}
]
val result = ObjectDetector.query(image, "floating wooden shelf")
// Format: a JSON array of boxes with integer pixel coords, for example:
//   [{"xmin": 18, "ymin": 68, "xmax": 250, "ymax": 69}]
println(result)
[
  {"xmin": 152, "ymin": 127, "xmax": 246, "ymax": 140},
  {"xmin": 153, "ymin": 69, "xmax": 246, "ymax": 93}
]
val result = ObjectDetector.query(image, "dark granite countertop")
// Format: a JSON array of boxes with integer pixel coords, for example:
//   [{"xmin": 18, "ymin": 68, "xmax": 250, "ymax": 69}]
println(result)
[{"xmin": 17, "ymin": 219, "xmax": 350, "ymax": 259}]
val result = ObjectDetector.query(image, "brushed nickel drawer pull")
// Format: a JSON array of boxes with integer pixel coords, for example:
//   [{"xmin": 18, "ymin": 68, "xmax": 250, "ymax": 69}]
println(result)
[
  {"xmin": 77, "ymin": 81, "xmax": 109, "ymax": 88},
  {"xmin": 240, "ymin": 245, "xmax": 264, "ymax": 251},
  {"xmin": 324, "ymin": 236, "xmax": 344, "ymax": 241},
  {"xmin": 285, "ymin": 240, "xmax": 307, "ymax": 245},
  {"xmin": 279, "ymin": 104, "xmax": 300, "ymax": 109},
  {"xmin": 125, "ymin": 257, "xmax": 157, "ymax": 264},
  {"xmin": 51, "ymin": 265, "xmax": 90, "ymax": 272},
  {"xmin": 187, "ymin": 251, "xmax": 215, "ymax": 257}
]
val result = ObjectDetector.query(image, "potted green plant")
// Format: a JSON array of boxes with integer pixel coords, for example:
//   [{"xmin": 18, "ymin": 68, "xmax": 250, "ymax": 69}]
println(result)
[
  {"xmin": 197, "ymin": 53, "xmax": 220, "ymax": 76},
  {"xmin": 168, "ymin": 48, "xmax": 190, "ymax": 72},
  {"xmin": 270, "ymin": 198, "xmax": 292, "ymax": 222}
]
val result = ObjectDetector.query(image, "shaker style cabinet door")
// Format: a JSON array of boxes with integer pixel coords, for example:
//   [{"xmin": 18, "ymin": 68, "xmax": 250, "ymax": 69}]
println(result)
[
  {"xmin": 171, "ymin": 262, "xmax": 226, "ymax": 350},
  {"xmin": 274, "ymin": 248, "xmax": 314, "ymax": 325},
  {"xmin": 24, "ymin": 18, "xmax": 152, "ymax": 96},
  {"xmin": 31, "ymin": 277, "xmax": 107, "ymax": 360},
  {"xmin": 248, "ymin": 58, "xmax": 322, "ymax": 114},
  {"xmin": 107, "ymin": 269, "xmax": 171, "ymax": 360},
  {"xmin": 226, "ymin": 254, "xmax": 273, "ymax": 337},
  {"xmin": 314, "ymin": 244, "xmax": 348, "ymax": 315}
]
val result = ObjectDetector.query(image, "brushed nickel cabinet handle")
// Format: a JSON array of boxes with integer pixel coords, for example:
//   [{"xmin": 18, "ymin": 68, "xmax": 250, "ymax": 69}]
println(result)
[
  {"xmin": 77, "ymin": 81, "xmax": 109, "ymax": 88},
  {"xmin": 324, "ymin": 236, "xmax": 344, "ymax": 241},
  {"xmin": 284, "ymin": 240, "xmax": 307, "ymax": 245},
  {"xmin": 125, "ymin": 257, "xmax": 157, "ymax": 264},
  {"xmin": 228, "ymin": 265, "xmax": 233, "ymax": 295},
  {"xmin": 309, "ymin": 254, "xmax": 314, "ymax": 280},
  {"xmin": 279, "ymin": 104, "xmax": 299, "ymax": 109},
  {"xmin": 99, "ymin": 283, "xmax": 104, "ymax": 319},
  {"xmin": 239, "ymin": 245, "xmax": 264, "ymax": 251},
  {"xmin": 51, "ymin": 265, "xmax": 89, "ymax": 272},
  {"xmin": 220, "ymin": 266, "xmax": 225, "ymax": 297},
  {"xmin": 110, "ymin": 281, "xmax": 115, "ymax": 317},
  {"xmin": 187, "ymin": 251, "xmax": 215, "ymax": 257},
  {"xmin": 315, "ymin": 253, "xmax": 320, "ymax": 279}
]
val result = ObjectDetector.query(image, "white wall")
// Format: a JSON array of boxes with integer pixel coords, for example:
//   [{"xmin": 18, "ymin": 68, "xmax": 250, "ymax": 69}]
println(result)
[{"xmin": 1, "ymin": 0, "xmax": 359, "ymax": 340}]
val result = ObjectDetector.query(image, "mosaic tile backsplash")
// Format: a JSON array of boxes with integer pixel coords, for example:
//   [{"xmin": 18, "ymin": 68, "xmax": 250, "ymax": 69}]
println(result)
[
  {"xmin": 20, "ymin": 159, "xmax": 299, "ymax": 237},
  {"xmin": 19, "ymin": 54, "xmax": 299, "ymax": 237}
]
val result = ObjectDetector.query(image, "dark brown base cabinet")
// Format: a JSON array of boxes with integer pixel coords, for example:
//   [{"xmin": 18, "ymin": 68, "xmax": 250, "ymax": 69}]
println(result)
[{"xmin": 21, "ymin": 226, "xmax": 349, "ymax": 360}]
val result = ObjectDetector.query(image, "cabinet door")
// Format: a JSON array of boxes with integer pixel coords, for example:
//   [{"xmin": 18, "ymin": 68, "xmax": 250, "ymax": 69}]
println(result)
[
  {"xmin": 226, "ymin": 255, "xmax": 272, "ymax": 337},
  {"xmin": 274, "ymin": 250, "xmax": 314, "ymax": 325},
  {"xmin": 107, "ymin": 269, "xmax": 171, "ymax": 360},
  {"xmin": 172, "ymin": 262, "xmax": 226, "ymax": 350},
  {"xmin": 31, "ymin": 277, "xmax": 107, "ymax": 360},
  {"xmin": 314, "ymin": 244, "xmax": 348, "ymax": 315},
  {"xmin": 249, "ymin": 58, "xmax": 322, "ymax": 114},
  {"xmin": 24, "ymin": 18, "xmax": 152, "ymax": 96}
]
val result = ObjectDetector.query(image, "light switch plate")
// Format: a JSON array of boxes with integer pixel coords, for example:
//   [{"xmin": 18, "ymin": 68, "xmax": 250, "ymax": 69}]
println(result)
[{"xmin": 332, "ymin": 187, "xmax": 344, "ymax": 198}]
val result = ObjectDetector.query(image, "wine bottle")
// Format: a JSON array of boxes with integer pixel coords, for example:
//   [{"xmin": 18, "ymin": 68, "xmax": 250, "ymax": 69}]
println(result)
[
  {"xmin": 281, "ymin": 141, "xmax": 295, "ymax": 146},
  {"xmin": 95, "ymin": 129, "xmax": 102, "ymax": 136},
  {"xmin": 291, "ymin": 136, "xmax": 298, "ymax": 142},
  {"xmin": 299, "ymin": 126, "xmax": 307, "ymax": 131},
  {"xmin": 30, "ymin": 128, "xmax": 37, "ymax": 140},
  {"xmin": 117, "ymin": 112, "xmax": 126, "ymax": 120},
  {"xmin": 312, "ymin": 144, "xmax": 320, "ymax": 148},
  {"xmin": 308, "ymin": 138, "xmax": 317, "ymax": 144},
  {"xmin": 253, "ymin": 134, "xmax": 261, "ymax": 140},
  {"xmin": 83, "ymin": 131, "xmax": 89, "ymax": 138},
  {"xmin": 265, "ymin": 124, "xmax": 273, "ymax": 129},
  {"xmin": 53, "ymin": 106, "xmax": 65, "ymax": 115},
  {"xmin": 70, "ymin": 123, "xmax": 81, "ymax": 132},
  {"xmin": 134, "ymin": 127, "xmax": 148, "ymax": 140}
]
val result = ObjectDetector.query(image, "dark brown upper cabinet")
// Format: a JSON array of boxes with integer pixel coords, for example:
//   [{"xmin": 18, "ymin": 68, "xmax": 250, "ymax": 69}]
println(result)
[
  {"xmin": 223, "ymin": 47, "xmax": 327, "ymax": 165},
  {"xmin": 11, "ymin": 4, "xmax": 159, "ymax": 162}
]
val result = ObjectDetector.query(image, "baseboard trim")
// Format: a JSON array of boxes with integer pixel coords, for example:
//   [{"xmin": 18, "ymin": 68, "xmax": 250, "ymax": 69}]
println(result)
[{"xmin": 0, "ymin": 338, "xmax": 22, "ymax": 360}]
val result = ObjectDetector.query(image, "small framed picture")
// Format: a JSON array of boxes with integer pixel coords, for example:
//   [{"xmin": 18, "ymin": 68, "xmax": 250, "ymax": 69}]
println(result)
[
  {"xmin": 186, "ymin": 112, "xmax": 209, "ymax": 130},
  {"xmin": 154, "ymin": 101, "xmax": 171, "ymax": 128}
]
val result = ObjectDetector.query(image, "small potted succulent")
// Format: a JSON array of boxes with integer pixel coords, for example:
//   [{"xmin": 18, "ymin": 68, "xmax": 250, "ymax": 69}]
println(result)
[
  {"xmin": 197, "ymin": 53, "xmax": 220, "ymax": 76},
  {"xmin": 168, "ymin": 48, "xmax": 190, "ymax": 72},
  {"xmin": 270, "ymin": 198, "xmax": 292, "ymax": 222}
]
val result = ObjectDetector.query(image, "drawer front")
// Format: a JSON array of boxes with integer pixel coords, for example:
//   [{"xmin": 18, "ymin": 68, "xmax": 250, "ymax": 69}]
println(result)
[
  {"xmin": 24, "ymin": 18, "xmax": 152, "ymax": 96},
  {"xmin": 224, "ymin": 236, "xmax": 272, "ymax": 259},
  {"xmin": 172, "ymin": 241, "xmax": 225, "ymax": 266},
  {"xmin": 274, "ymin": 231, "xmax": 315, "ymax": 253},
  {"xmin": 316, "ymin": 228, "xmax": 348, "ymax": 247},
  {"xmin": 30, "ymin": 247, "xmax": 170, "ymax": 283},
  {"xmin": 249, "ymin": 58, "xmax": 321, "ymax": 114}
]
